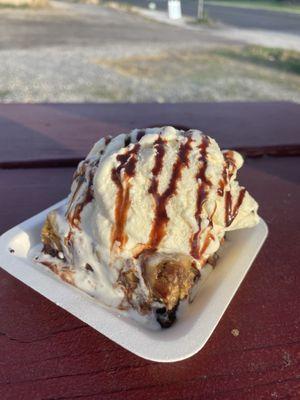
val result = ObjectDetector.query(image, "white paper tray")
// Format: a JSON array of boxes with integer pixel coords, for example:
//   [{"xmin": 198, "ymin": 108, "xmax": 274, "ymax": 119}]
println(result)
[{"xmin": 0, "ymin": 200, "xmax": 268, "ymax": 362}]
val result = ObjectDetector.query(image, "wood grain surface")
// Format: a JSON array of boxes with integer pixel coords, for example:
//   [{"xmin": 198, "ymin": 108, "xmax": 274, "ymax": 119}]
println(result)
[
  {"xmin": 0, "ymin": 102, "xmax": 300, "ymax": 167},
  {"xmin": 0, "ymin": 156, "xmax": 299, "ymax": 400}
]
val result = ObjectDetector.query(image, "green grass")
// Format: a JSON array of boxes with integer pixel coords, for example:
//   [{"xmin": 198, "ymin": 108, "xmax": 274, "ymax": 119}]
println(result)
[
  {"xmin": 0, "ymin": 90, "xmax": 10, "ymax": 99},
  {"xmin": 93, "ymin": 45, "xmax": 300, "ymax": 102},
  {"xmin": 188, "ymin": 11, "xmax": 212, "ymax": 25},
  {"xmin": 0, "ymin": 3, "xmax": 30, "ymax": 8},
  {"xmin": 217, "ymin": 46, "xmax": 300, "ymax": 75},
  {"xmin": 206, "ymin": 0, "xmax": 300, "ymax": 14},
  {"xmin": 195, "ymin": 12, "xmax": 212, "ymax": 25},
  {"xmin": 0, "ymin": 0, "xmax": 48, "ymax": 9}
]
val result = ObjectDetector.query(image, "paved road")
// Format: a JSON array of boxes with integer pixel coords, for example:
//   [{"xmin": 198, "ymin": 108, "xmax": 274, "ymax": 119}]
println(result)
[
  {"xmin": 116, "ymin": 0, "xmax": 300, "ymax": 35},
  {"xmin": 205, "ymin": 4, "xmax": 300, "ymax": 34}
]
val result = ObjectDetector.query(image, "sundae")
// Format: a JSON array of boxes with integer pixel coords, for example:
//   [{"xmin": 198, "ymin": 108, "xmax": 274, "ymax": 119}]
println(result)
[{"xmin": 38, "ymin": 126, "xmax": 259, "ymax": 327}]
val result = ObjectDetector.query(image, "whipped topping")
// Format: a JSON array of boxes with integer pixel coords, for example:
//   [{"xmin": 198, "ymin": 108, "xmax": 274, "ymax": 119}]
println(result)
[{"xmin": 38, "ymin": 126, "xmax": 259, "ymax": 322}]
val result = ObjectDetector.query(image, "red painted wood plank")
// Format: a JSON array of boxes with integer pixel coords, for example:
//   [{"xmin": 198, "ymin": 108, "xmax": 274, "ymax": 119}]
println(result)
[
  {"xmin": 0, "ymin": 102, "xmax": 299, "ymax": 166},
  {"xmin": 0, "ymin": 157, "xmax": 299, "ymax": 399},
  {"xmin": 0, "ymin": 168, "xmax": 73, "ymax": 233}
]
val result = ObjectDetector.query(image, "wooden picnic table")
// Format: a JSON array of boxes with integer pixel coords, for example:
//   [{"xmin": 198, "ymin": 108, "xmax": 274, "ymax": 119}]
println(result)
[{"xmin": 0, "ymin": 102, "xmax": 299, "ymax": 400}]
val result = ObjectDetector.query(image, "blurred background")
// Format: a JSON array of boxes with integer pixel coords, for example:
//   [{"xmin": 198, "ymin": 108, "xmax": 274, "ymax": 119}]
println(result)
[{"xmin": 0, "ymin": 0, "xmax": 299, "ymax": 102}]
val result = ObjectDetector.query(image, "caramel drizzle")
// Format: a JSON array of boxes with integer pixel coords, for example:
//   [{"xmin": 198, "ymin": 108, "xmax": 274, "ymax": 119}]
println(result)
[
  {"xmin": 111, "ymin": 143, "xmax": 141, "ymax": 250},
  {"xmin": 147, "ymin": 136, "xmax": 193, "ymax": 250},
  {"xmin": 217, "ymin": 165, "xmax": 228, "ymax": 197},
  {"xmin": 225, "ymin": 188, "xmax": 246, "ymax": 227},
  {"xmin": 190, "ymin": 136, "xmax": 212, "ymax": 260},
  {"xmin": 41, "ymin": 261, "xmax": 74, "ymax": 285},
  {"xmin": 65, "ymin": 230, "xmax": 73, "ymax": 247},
  {"xmin": 199, "ymin": 232, "xmax": 215, "ymax": 260}
]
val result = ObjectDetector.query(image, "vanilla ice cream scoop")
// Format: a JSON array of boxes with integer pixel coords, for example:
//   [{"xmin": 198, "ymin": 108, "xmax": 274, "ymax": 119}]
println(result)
[{"xmin": 38, "ymin": 127, "xmax": 259, "ymax": 327}]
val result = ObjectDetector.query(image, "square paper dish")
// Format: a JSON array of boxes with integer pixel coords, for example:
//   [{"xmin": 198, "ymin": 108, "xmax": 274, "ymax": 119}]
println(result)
[{"xmin": 0, "ymin": 199, "xmax": 268, "ymax": 362}]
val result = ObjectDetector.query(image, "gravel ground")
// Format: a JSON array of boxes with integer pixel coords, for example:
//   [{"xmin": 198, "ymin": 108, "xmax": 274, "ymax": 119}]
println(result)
[
  {"xmin": 0, "ymin": 46, "xmax": 180, "ymax": 102},
  {"xmin": 0, "ymin": 1, "xmax": 299, "ymax": 102}
]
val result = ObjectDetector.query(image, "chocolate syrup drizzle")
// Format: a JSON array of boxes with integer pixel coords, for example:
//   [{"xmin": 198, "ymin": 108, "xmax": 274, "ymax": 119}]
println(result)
[
  {"xmin": 218, "ymin": 151, "xmax": 236, "ymax": 197},
  {"xmin": 111, "ymin": 143, "xmax": 141, "ymax": 250},
  {"xmin": 124, "ymin": 135, "xmax": 131, "ymax": 147},
  {"xmin": 66, "ymin": 135, "xmax": 112, "ymax": 228},
  {"xmin": 48, "ymin": 135, "xmax": 112, "ymax": 256},
  {"xmin": 147, "ymin": 136, "xmax": 193, "ymax": 249},
  {"xmin": 218, "ymin": 151, "xmax": 246, "ymax": 227},
  {"xmin": 63, "ymin": 131, "xmax": 246, "ymax": 267},
  {"xmin": 225, "ymin": 188, "xmax": 246, "ymax": 227},
  {"xmin": 66, "ymin": 174, "xmax": 86, "ymax": 216},
  {"xmin": 190, "ymin": 136, "xmax": 212, "ymax": 260},
  {"xmin": 136, "ymin": 130, "xmax": 146, "ymax": 142},
  {"xmin": 70, "ymin": 181, "xmax": 94, "ymax": 229},
  {"xmin": 67, "ymin": 165, "xmax": 96, "ymax": 229},
  {"xmin": 104, "ymin": 135, "xmax": 112, "ymax": 146}
]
